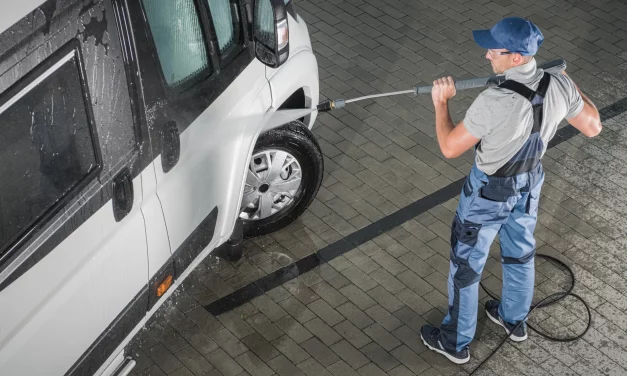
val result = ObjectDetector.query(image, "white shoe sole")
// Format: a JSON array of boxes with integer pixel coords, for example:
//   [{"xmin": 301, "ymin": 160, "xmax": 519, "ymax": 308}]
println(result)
[
  {"xmin": 420, "ymin": 332, "xmax": 470, "ymax": 365},
  {"xmin": 487, "ymin": 310, "xmax": 528, "ymax": 342}
]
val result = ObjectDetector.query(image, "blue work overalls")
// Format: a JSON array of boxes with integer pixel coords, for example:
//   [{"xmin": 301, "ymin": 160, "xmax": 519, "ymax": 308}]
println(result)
[{"xmin": 439, "ymin": 72, "xmax": 552, "ymax": 353}]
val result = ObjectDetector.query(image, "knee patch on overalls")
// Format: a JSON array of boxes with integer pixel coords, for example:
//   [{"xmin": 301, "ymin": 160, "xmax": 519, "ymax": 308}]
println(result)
[{"xmin": 502, "ymin": 249, "xmax": 536, "ymax": 264}]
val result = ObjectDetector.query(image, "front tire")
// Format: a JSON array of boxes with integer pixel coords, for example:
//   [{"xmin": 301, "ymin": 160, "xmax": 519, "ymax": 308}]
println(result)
[{"xmin": 240, "ymin": 121, "xmax": 323, "ymax": 238}]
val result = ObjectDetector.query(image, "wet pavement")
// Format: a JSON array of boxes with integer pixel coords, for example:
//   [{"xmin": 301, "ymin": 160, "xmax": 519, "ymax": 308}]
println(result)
[{"xmin": 127, "ymin": 0, "xmax": 627, "ymax": 375}]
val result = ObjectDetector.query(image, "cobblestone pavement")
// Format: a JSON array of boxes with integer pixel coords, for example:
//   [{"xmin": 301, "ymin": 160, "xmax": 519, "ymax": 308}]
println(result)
[{"xmin": 127, "ymin": 0, "xmax": 627, "ymax": 375}]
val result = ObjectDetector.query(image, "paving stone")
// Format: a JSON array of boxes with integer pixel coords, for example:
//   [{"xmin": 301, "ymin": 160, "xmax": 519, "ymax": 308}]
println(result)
[
  {"xmin": 370, "ymin": 251, "xmax": 408, "ymax": 275},
  {"xmin": 368, "ymin": 268, "xmax": 407, "ymax": 294},
  {"xmin": 366, "ymin": 285, "xmax": 405, "ymax": 312},
  {"xmin": 307, "ymin": 299, "xmax": 345, "ymax": 326},
  {"xmin": 174, "ymin": 346, "xmax": 214, "ymax": 376},
  {"xmin": 245, "ymin": 313, "xmax": 284, "ymax": 342},
  {"xmin": 393, "ymin": 306, "xmax": 428, "ymax": 333},
  {"xmin": 158, "ymin": 324, "xmax": 191, "ymax": 353},
  {"xmin": 390, "ymin": 346, "xmax": 430, "ymax": 375},
  {"xmin": 395, "ymin": 289, "xmax": 435, "ymax": 315},
  {"xmin": 135, "ymin": 365, "xmax": 167, "ymax": 376},
  {"xmin": 240, "ymin": 333, "xmax": 280, "ymax": 362},
  {"xmin": 278, "ymin": 297, "xmax": 317, "ymax": 324},
  {"xmin": 316, "ymin": 264, "xmax": 353, "ymax": 289},
  {"xmin": 340, "ymin": 285, "xmax": 378, "ymax": 310},
  {"xmin": 360, "ymin": 341, "xmax": 402, "ymax": 371},
  {"xmin": 186, "ymin": 307, "xmax": 225, "ymax": 336},
  {"xmin": 267, "ymin": 355, "xmax": 306, "ymax": 376},
  {"xmin": 396, "ymin": 270, "xmax": 435, "ymax": 296},
  {"xmin": 282, "ymin": 279, "xmax": 321, "ymax": 305},
  {"xmin": 304, "ymin": 317, "xmax": 343, "ymax": 346},
  {"xmin": 274, "ymin": 315, "xmax": 314, "ymax": 344},
  {"xmin": 341, "ymin": 265, "xmax": 379, "ymax": 291},
  {"xmin": 596, "ymin": 302, "xmax": 627, "ymax": 332},
  {"xmin": 364, "ymin": 305, "xmax": 403, "ymax": 332},
  {"xmin": 387, "ymin": 364, "xmax": 421, "ymax": 376},
  {"xmin": 398, "ymin": 253, "xmax": 437, "ymax": 278},
  {"xmin": 309, "ymin": 281, "xmax": 349, "ymax": 307},
  {"xmin": 327, "ymin": 360, "xmax": 361, "ymax": 376},
  {"xmin": 217, "ymin": 311, "xmax": 256, "ymax": 340},
  {"xmin": 301, "ymin": 337, "xmax": 342, "ymax": 367},
  {"xmin": 334, "ymin": 319, "xmax": 372, "ymax": 349},
  {"xmin": 250, "ymin": 295, "xmax": 289, "ymax": 322},
  {"xmin": 205, "ymin": 348, "xmax": 244, "ymax": 376},
  {"xmin": 336, "ymin": 301, "xmax": 376, "ymax": 329},
  {"xmin": 345, "ymin": 249, "xmax": 381, "ymax": 274},
  {"xmin": 271, "ymin": 335, "xmax": 311, "ymax": 364},
  {"xmin": 331, "ymin": 340, "xmax": 371, "ymax": 369},
  {"xmin": 362, "ymin": 323, "xmax": 402, "ymax": 352},
  {"xmin": 297, "ymin": 358, "xmax": 334, "ymax": 376},
  {"xmin": 234, "ymin": 351, "xmax": 274, "ymax": 376},
  {"xmin": 167, "ymin": 367, "xmax": 195, "ymax": 376},
  {"xmin": 146, "ymin": 343, "xmax": 184, "ymax": 374},
  {"xmin": 356, "ymin": 362, "xmax": 388, "ymax": 376}
]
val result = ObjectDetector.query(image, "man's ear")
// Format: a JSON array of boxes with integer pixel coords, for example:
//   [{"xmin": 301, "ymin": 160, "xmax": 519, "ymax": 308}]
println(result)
[{"xmin": 512, "ymin": 53, "xmax": 528, "ymax": 66}]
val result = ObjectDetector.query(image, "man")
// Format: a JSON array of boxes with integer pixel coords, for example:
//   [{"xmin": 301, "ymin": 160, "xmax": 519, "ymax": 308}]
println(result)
[{"xmin": 419, "ymin": 17, "xmax": 602, "ymax": 364}]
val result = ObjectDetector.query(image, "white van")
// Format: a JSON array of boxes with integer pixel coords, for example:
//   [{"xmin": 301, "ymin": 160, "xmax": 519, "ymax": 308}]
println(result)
[{"xmin": 0, "ymin": 0, "xmax": 321, "ymax": 374}]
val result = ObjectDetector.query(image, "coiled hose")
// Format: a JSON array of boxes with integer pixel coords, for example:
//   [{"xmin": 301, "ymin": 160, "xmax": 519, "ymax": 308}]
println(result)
[{"xmin": 472, "ymin": 254, "xmax": 592, "ymax": 375}]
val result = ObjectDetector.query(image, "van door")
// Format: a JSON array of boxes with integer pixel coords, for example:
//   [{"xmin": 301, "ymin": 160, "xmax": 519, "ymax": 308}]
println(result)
[
  {"xmin": 126, "ymin": 0, "xmax": 271, "ymax": 273},
  {"xmin": 0, "ymin": 2, "xmax": 149, "ymax": 375}
]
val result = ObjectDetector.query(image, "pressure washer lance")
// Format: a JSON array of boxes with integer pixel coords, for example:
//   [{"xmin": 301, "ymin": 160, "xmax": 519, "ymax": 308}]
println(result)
[
  {"xmin": 315, "ymin": 57, "xmax": 592, "ymax": 375},
  {"xmin": 316, "ymin": 58, "xmax": 567, "ymax": 112}
]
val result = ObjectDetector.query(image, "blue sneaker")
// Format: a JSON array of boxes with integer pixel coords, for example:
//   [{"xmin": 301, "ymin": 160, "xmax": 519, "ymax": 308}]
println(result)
[
  {"xmin": 420, "ymin": 324, "xmax": 470, "ymax": 364},
  {"xmin": 485, "ymin": 300, "xmax": 528, "ymax": 342}
]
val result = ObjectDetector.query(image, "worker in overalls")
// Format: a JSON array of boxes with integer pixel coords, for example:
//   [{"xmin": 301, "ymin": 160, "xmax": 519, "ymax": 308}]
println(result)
[{"xmin": 419, "ymin": 17, "xmax": 602, "ymax": 364}]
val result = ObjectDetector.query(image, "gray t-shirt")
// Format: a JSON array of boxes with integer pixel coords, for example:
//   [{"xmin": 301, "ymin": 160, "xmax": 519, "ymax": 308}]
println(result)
[{"xmin": 463, "ymin": 58, "xmax": 584, "ymax": 175}]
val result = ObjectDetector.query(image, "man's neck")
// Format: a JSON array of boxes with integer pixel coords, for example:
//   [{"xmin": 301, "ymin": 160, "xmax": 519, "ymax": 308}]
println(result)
[{"xmin": 504, "ymin": 58, "xmax": 538, "ymax": 81}]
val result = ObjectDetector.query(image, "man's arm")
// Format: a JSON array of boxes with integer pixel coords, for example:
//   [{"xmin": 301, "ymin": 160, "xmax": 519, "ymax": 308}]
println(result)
[
  {"xmin": 432, "ymin": 77, "xmax": 481, "ymax": 159},
  {"xmin": 563, "ymin": 71, "xmax": 602, "ymax": 137}
]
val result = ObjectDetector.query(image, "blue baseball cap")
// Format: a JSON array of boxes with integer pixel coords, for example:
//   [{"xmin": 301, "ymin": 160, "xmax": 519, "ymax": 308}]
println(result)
[{"xmin": 472, "ymin": 17, "xmax": 544, "ymax": 56}]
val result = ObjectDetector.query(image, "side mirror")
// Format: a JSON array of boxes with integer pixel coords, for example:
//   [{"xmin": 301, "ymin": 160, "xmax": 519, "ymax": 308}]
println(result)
[{"xmin": 253, "ymin": 0, "xmax": 289, "ymax": 68}]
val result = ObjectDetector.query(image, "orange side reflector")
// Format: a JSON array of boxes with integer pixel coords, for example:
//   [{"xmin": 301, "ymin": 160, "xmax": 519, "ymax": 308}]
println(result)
[{"xmin": 157, "ymin": 275, "xmax": 173, "ymax": 297}]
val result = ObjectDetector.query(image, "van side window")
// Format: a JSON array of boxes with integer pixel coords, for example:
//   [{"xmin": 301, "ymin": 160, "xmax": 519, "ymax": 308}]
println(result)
[
  {"xmin": 142, "ymin": 0, "xmax": 211, "ymax": 87},
  {"xmin": 206, "ymin": 0, "xmax": 242, "ymax": 59},
  {"xmin": 0, "ymin": 50, "xmax": 101, "ymax": 259}
]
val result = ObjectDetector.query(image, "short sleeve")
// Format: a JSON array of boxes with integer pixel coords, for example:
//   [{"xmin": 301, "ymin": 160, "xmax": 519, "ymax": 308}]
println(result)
[
  {"xmin": 463, "ymin": 92, "xmax": 492, "ymax": 139},
  {"xmin": 564, "ymin": 75, "xmax": 584, "ymax": 119}
]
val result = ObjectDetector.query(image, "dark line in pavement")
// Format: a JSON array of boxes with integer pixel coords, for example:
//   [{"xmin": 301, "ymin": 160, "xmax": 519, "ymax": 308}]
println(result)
[{"xmin": 204, "ymin": 96, "xmax": 627, "ymax": 317}]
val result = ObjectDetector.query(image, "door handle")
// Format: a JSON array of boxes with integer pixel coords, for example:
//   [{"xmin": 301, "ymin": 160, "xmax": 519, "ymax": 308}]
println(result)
[
  {"xmin": 160, "ymin": 121, "xmax": 180, "ymax": 173},
  {"xmin": 112, "ymin": 168, "xmax": 134, "ymax": 222}
]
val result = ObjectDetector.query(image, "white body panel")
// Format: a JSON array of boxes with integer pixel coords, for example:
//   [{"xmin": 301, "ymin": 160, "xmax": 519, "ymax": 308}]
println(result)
[
  {"xmin": 0, "ymin": 177, "xmax": 148, "ymax": 376},
  {"xmin": 153, "ymin": 59, "xmax": 272, "ymax": 250},
  {"xmin": 141, "ymin": 165, "xmax": 172, "ymax": 278},
  {"xmin": 267, "ymin": 12, "xmax": 319, "ymax": 130}
]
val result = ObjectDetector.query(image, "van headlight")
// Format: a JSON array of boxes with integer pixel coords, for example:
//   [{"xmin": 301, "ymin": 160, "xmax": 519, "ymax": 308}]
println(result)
[{"xmin": 277, "ymin": 19, "xmax": 289, "ymax": 50}]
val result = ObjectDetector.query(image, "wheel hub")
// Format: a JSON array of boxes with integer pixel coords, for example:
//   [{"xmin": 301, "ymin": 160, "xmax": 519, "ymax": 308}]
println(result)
[{"xmin": 240, "ymin": 149, "xmax": 303, "ymax": 221}]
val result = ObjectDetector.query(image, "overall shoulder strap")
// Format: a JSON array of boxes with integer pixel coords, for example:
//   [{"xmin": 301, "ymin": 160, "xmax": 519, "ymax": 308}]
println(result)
[
  {"xmin": 498, "ymin": 80, "xmax": 535, "ymax": 101},
  {"xmin": 535, "ymin": 72, "xmax": 551, "ymax": 97}
]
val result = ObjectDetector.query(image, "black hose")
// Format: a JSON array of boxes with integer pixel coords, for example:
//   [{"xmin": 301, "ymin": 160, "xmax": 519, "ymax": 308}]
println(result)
[{"xmin": 470, "ymin": 254, "xmax": 592, "ymax": 375}]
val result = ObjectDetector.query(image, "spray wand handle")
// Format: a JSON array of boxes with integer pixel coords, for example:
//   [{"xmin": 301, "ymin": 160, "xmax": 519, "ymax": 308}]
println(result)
[{"xmin": 414, "ymin": 58, "xmax": 566, "ymax": 94}]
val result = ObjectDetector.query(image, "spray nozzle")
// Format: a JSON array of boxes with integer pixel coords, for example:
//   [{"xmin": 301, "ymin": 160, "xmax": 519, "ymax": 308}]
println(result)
[{"xmin": 316, "ymin": 99, "xmax": 346, "ymax": 112}]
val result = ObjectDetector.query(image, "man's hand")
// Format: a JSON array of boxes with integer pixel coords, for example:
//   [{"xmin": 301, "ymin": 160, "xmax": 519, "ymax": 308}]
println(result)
[{"xmin": 432, "ymin": 76, "xmax": 457, "ymax": 105}]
